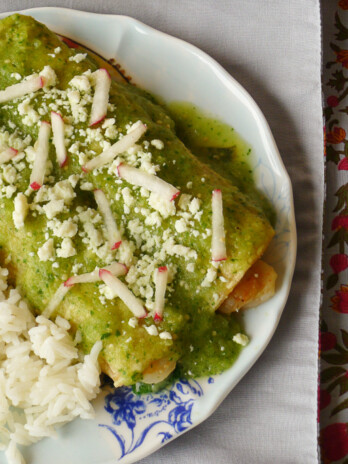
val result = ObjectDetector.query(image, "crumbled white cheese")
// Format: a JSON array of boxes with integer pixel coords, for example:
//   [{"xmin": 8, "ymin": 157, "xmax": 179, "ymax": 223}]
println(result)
[
  {"xmin": 145, "ymin": 324, "xmax": 158, "ymax": 336},
  {"xmin": 50, "ymin": 180, "xmax": 76, "ymax": 204},
  {"xmin": 56, "ymin": 238, "xmax": 76, "ymax": 258},
  {"xmin": 18, "ymin": 99, "xmax": 40, "ymax": 126},
  {"xmin": 150, "ymin": 139, "xmax": 164, "ymax": 150},
  {"xmin": 0, "ymin": 130, "xmax": 31, "ymax": 155},
  {"xmin": 2, "ymin": 165, "xmax": 17, "ymax": 184},
  {"xmin": 163, "ymin": 237, "xmax": 197, "ymax": 261},
  {"xmin": 68, "ymin": 174, "xmax": 80, "ymax": 188},
  {"xmin": 105, "ymin": 126, "xmax": 118, "ymax": 139},
  {"xmin": 140, "ymin": 187, "xmax": 149, "ymax": 198},
  {"xmin": 102, "ymin": 118, "xmax": 115, "ymax": 129},
  {"xmin": 39, "ymin": 65, "xmax": 57, "ymax": 87},
  {"xmin": 117, "ymin": 240, "xmax": 136, "ymax": 268},
  {"xmin": 159, "ymin": 331, "xmax": 172, "ymax": 340},
  {"xmin": 201, "ymin": 267, "xmax": 218, "ymax": 287},
  {"xmin": 55, "ymin": 219, "xmax": 78, "ymax": 238},
  {"xmin": 186, "ymin": 263, "xmax": 195, "ymax": 273},
  {"xmin": 43, "ymin": 199, "xmax": 65, "ymax": 219},
  {"xmin": 38, "ymin": 238, "xmax": 55, "ymax": 262},
  {"xmin": 69, "ymin": 74, "xmax": 91, "ymax": 92},
  {"xmin": 178, "ymin": 194, "xmax": 192, "ymax": 210},
  {"xmin": 12, "ymin": 193, "xmax": 29, "ymax": 229},
  {"xmin": 233, "ymin": 333, "xmax": 249, "ymax": 346},
  {"xmin": 54, "ymin": 47, "xmax": 62, "ymax": 54},
  {"xmin": 83, "ymin": 222, "xmax": 103, "ymax": 248},
  {"xmin": 189, "ymin": 198, "xmax": 201, "ymax": 215},
  {"xmin": 3, "ymin": 185, "xmax": 16, "ymax": 198},
  {"xmin": 175, "ymin": 218, "xmax": 188, "ymax": 233},
  {"xmin": 128, "ymin": 317, "xmax": 138, "ymax": 328},
  {"xmin": 121, "ymin": 187, "xmax": 134, "ymax": 207},
  {"xmin": 78, "ymin": 208, "xmax": 101, "ymax": 224},
  {"xmin": 148, "ymin": 192, "xmax": 176, "ymax": 218},
  {"xmin": 69, "ymin": 53, "xmax": 87, "ymax": 63},
  {"xmin": 71, "ymin": 263, "xmax": 83, "ymax": 274},
  {"xmin": 10, "ymin": 72, "xmax": 22, "ymax": 81},
  {"xmin": 67, "ymin": 89, "xmax": 88, "ymax": 124},
  {"xmin": 144, "ymin": 211, "xmax": 162, "ymax": 228},
  {"xmin": 99, "ymin": 283, "xmax": 117, "ymax": 300},
  {"xmin": 80, "ymin": 182, "xmax": 94, "ymax": 191}
]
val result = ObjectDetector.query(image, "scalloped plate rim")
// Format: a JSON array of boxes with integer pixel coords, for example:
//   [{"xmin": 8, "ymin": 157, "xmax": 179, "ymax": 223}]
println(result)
[{"xmin": 0, "ymin": 7, "xmax": 297, "ymax": 464}]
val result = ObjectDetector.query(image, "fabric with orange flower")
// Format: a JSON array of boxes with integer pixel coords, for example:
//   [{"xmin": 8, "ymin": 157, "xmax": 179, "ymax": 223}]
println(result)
[
  {"xmin": 321, "ymin": 2, "xmax": 348, "ymax": 464},
  {"xmin": 336, "ymin": 49, "xmax": 348, "ymax": 69},
  {"xmin": 339, "ymin": 0, "xmax": 348, "ymax": 11},
  {"xmin": 327, "ymin": 126, "xmax": 346, "ymax": 144},
  {"xmin": 331, "ymin": 284, "xmax": 348, "ymax": 314}
]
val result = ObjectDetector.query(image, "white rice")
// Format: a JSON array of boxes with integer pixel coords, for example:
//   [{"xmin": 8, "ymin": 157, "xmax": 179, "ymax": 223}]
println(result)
[{"xmin": 0, "ymin": 266, "xmax": 102, "ymax": 464}]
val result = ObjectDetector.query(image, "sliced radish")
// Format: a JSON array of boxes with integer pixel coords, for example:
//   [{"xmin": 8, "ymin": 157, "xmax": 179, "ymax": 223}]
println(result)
[
  {"xmin": 94, "ymin": 189, "xmax": 122, "ymax": 249},
  {"xmin": 211, "ymin": 189, "xmax": 227, "ymax": 261},
  {"xmin": 99, "ymin": 269, "xmax": 147, "ymax": 318},
  {"xmin": 89, "ymin": 69, "xmax": 111, "ymax": 127},
  {"xmin": 29, "ymin": 121, "xmax": 51, "ymax": 190},
  {"xmin": 82, "ymin": 123, "xmax": 147, "ymax": 172},
  {"xmin": 51, "ymin": 111, "xmax": 67, "ymax": 167},
  {"xmin": 0, "ymin": 75, "xmax": 44, "ymax": 103},
  {"xmin": 154, "ymin": 266, "xmax": 168, "ymax": 321},
  {"xmin": 0, "ymin": 147, "xmax": 18, "ymax": 165},
  {"xmin": 117, "ymin": 164, "xmax": 179, "ymax": 202},
  {"xmin": 42, "ymin": 284, "xmax": 69, "ymax": 318},
  {"xmin": 64, "ymin": 262, "xmax": 127, "ymax": 287}
]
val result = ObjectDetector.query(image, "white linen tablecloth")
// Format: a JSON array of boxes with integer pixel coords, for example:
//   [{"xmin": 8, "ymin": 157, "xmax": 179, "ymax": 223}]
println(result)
[{"xmin": 0, "ymin": 1, "xmax": 323, "ymax": 462}]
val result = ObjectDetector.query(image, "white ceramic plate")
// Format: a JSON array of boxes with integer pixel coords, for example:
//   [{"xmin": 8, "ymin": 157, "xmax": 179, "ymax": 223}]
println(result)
[{"xmin": 0, "ymin": 7, "xmax": 296, "ymax": 464}]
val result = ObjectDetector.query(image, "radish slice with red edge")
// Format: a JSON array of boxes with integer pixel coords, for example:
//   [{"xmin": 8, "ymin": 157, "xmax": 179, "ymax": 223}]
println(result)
[
  {"xmin": 89, "ymin": 69, "xmax": 111, "ymax": 126},
  {"xmin": 94, "ymin": 189, "xmax": 122, "ymax": 250},
  {"xmin": 82, "ymin": 122, "xmax": 147, "ymax": 172},
  {"xmin": 154, "ymin": 266, "xmax": 168, "ymax": 321},
  {"xmin": 0, "ymin": 147, "xmax": 18, "ymax": 165},
  {"xmin": 29, "ymin": 121, "xmax": 51, "ymax": 190},
  {"xmin": 51, "ymin": 111, "xmax": 67, "ymax": 167},
  {"xmin": 117, "ymin": 164, "xmax": 180, "ymax": 202},
  {"xmin": 0, "ymin": 75, "xmax": 44, "ymax": 103},
  {"xmin": 211, "ymin": 189, "xmax": 227, "ymax": 261},
  {"xmin": 64, "ymin": 262, "xmax": 127, "ymax": 287},
  {"xmin": 99, "ymin": 269, "xmax": 147, "ymax": 318},
  {"xmin": 42, "ymin": 284, "xmax": 69, "ymax": 318}
]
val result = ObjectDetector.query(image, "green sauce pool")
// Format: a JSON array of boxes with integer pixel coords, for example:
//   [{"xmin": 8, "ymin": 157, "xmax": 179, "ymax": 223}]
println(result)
[{"xmin": 168, "ymin": 102, "xmax": 276, "ymax": 226}]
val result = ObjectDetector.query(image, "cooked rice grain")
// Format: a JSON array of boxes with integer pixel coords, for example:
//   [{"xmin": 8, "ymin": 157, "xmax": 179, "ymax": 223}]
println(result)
[{"xmin": 0, "ymin": 267, "xmax": 102, "ymax": 464}]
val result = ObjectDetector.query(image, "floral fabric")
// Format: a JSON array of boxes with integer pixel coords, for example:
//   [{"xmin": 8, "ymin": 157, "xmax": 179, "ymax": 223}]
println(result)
[{"xmin": 322, "ymin": 2, "xmax": 348, "ymax": 462}]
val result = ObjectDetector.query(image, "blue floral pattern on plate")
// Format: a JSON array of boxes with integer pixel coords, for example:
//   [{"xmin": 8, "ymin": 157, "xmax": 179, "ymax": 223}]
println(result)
[
  {"xmin": 97, "ymin": 157, "xmax": 293, "ymax": 463},
  {"xmin": 99, "ymin": 378, "xmax": 203, "ymax": 460}
]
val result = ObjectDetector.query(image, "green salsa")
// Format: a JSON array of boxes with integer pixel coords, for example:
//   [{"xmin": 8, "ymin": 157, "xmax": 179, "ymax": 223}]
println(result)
[
  {"xmin": 168, "ymin": 103, "xmax": 276, "ymax": 226},
  {"xmin": 0, "ymin": 14, "xmax": 274, "ymax": 385}
]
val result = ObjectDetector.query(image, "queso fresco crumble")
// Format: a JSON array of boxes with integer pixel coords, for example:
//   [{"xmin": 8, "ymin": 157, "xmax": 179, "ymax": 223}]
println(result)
[
  {"xmin": 0, "ymin": 62, "xmax": 237, "ymax": 339},
  {"xmin": 0, "ymin": 14, "xmax": 279, "ymax": 393}
]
